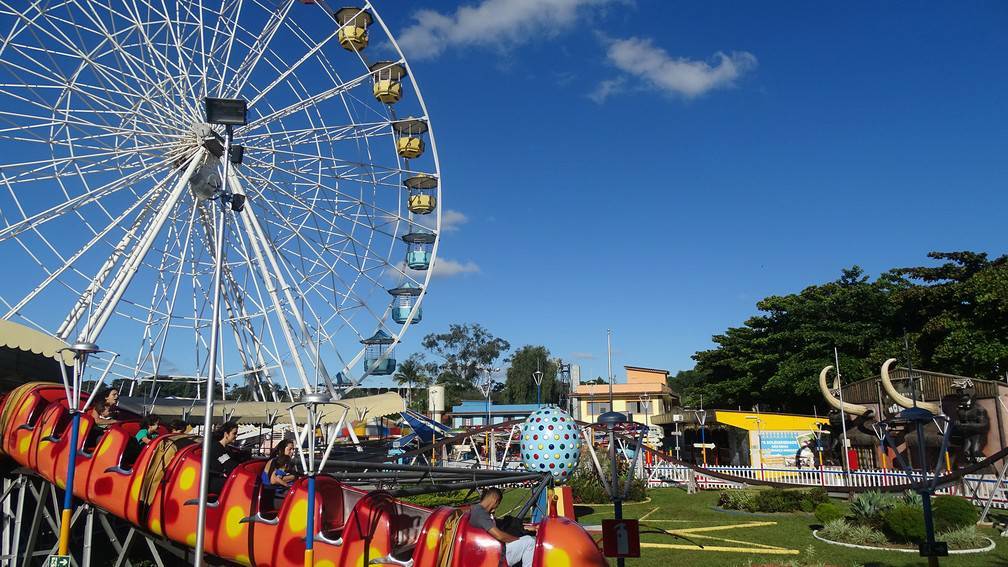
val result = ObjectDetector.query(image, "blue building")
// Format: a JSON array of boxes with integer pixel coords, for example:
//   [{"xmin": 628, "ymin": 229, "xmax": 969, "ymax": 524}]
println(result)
[{"xmin": 447, "ymin": 400, "xmax": 541, "ymax": 428}]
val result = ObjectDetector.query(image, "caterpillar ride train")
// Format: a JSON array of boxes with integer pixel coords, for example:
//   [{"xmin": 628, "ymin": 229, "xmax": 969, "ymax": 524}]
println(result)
[{"xmin": 0, "ymin": 382, "xmax": 608, "ymax": 567}]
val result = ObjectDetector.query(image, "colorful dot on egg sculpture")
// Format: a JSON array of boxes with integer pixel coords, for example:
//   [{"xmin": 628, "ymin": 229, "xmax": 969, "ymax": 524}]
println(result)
[{"xmin": 519, "ymin": 406, "xmax": 581, "ymax": 482}]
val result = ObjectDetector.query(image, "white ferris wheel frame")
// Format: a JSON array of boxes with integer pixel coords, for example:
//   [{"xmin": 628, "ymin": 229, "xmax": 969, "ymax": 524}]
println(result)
[{"xmin": 0, "ymin": 0, "xmax": 442, "ymax": 400}]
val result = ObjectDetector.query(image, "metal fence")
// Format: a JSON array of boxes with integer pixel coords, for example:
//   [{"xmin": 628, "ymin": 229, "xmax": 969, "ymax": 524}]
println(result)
[{"xmin": 646, "ymin": 464, "xmax": 1008, "ymax": 509}]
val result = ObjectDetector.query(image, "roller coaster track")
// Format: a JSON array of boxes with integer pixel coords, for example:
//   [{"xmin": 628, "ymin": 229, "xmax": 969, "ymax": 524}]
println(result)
[{"xmin": 0, "ymin": 383, "xmax": 607, "ymax": 567}]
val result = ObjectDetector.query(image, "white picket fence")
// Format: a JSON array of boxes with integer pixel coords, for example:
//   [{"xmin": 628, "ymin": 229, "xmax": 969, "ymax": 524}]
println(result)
[{"xmin": 646, "ymin": 463, "xmax": 1008, "ymax": 509}]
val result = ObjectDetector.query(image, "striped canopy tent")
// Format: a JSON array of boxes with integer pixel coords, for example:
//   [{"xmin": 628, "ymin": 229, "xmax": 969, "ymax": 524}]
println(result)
[{"xmin": 0, "ymin": 319, "xmax": 72, "ymax": 392}]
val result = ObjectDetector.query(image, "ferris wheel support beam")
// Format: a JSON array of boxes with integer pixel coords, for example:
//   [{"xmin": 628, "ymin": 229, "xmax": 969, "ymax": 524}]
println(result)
[
  {"xmin": 229, "ymin": 172, "xmax": 333, "ymax": 396},
  {"xmin": 77, "ymin": 152, "xmax": 205, "ymax": 344},
  {"xmin": 53, "ymin": 156, "xmax": 200, "ymax": 340}
]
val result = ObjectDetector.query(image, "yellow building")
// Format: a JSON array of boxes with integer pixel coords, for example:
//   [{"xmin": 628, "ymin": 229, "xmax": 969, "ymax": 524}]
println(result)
[{"xmin": 572, "ymin": 366, "xmax": 678, "ymax": 427}]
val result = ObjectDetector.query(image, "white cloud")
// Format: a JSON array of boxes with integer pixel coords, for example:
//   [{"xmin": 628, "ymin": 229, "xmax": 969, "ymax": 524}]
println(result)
[
  {"xmin": 600, "ymin": 37, "xmax": 757, "ymax": 99},
  {"xmin": 570, "ymin": 351, "xmax": 596, "ymax": 360},
  {"xmin": 398, "ymin": 0, "xmax": 614, "ymax": 60},
  {"xmin": 402, "ymin": 257, "xmax": 480, "ymax": 278},
  {"xmin": 432, "ymin": 258, "xmax": 481, "ymax": 277},
  {"xmin": 440, "ymin": 209, "xmax": 469, "ymax": 232},
  {"xmin": 588, "ymin": 77, "xmax": 625, "ymax": 103}
]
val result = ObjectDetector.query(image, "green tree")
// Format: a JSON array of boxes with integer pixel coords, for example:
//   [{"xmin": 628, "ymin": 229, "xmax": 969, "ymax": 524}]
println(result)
[
  {"xmin": 421, "ymin": 323, "xmax": 510, "ymax": 407},
  {"xmin": 683, "ymin": 251, "xmax": 1008, "ymax": 412},
  {"xmin": 501, "ymin": 345, "xmax": 558, "ymax": 405},
  {"xmin": 393, "ymin": 353, "xmax": 432, "ymax": 411}
]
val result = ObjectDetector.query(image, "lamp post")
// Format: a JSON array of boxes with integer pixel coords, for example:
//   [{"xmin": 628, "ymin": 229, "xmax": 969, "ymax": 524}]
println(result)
[
  {"xmin": 293, "ymin": 388, "xmax": 331, "ymax": 567},
  {"xmin": 194, "ymin": 97, "xmax": 247, "ymax": 567},
  {"xmin": 597, "ymin": 410, "xmax": 629, "ymax": 567},
  {"xmin": 477, "ymin": 366, "xmax": 499, "ymax": 467},
  {"xmin": 532, "ymin": 359, "xmax": 544, "ymax": 407},
  {"xmin": 55, "ymin": 342, "xmax": 117, "ymax": 557}
]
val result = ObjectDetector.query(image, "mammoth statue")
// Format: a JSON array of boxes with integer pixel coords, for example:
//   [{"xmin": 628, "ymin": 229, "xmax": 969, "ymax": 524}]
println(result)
[{"xmin": 819, "ymin": 365, "xmax": 878, "ymax": 466}]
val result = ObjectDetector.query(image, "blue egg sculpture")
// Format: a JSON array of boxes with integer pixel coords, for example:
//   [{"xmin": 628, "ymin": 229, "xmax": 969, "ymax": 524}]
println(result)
[{"xmin": 519, "ymin": 406, "xmax": 581, "ymax": 482}]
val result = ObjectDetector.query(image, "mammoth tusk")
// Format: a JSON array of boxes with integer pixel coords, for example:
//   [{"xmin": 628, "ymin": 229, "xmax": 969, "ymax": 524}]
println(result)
[
  {"xmin": 880, "ymin": 358, "xmax": 941, "ymax": 414},
  {"xmin": 819, "ymin": 365, "xmax": 872, "ymax": 416}
]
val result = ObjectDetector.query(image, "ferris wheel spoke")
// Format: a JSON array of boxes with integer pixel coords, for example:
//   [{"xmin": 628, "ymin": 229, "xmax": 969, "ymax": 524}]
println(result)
[
  {"xmin": 14, "ymin": 7, "xmax": 186, "ymax": 127},
  {"xmin": 118, "ymin": 0, "xmax": 203, "ymax": 119},
  {"xmin": 142, "ymin": 197, "xmax": 199, "ymax": 382},
  {"xmin": 240, "ymin": 65, "xmax": 381, "ymax": 133},
  {"xmin": 71, "ymin": 152, "xmax": 203, "ymax": 343},
  {"xmin": 237, "ymin": 165, "xmax": 407, "ymax": 257},
  {"xmin": 226, "ymin": 0, "xmax": 293, "ymax": 99},
  {"xmin": 0, "ymin": 154, "xmax": 182, "ymax": 244},
  {"xmin": 229, "ymin": 207, "xmax": 298, "ymax": 400}
]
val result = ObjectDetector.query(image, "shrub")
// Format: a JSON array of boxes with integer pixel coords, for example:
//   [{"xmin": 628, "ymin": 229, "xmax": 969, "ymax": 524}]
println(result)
[
  {"xmin": 883, "ymin": 504, "xmax": 926, "ymax": 544},
  {"xmin": 720, "ymin": 488, "xmax": 827, "ymax": 513},
  {"xmin": 940, "ymin": 524, "xmax": 987, "ymax": 550},
  {"xmin": 849, "ymin": 523, "xmax": 888, "ymax": 546},
  {"xmin": 755, "ymin": 488, "xmax": 792, "ymax": 513},
  {"xmin": 402, "ymin": 489, "xmax": 473, "ymax": 508},
  {"xmin": 719, "ymin": 490, "xmax": 759, "ymax": 512},
  {"xmin": 850, "ymin": 491, "xmax": 898, "ymax": 528},
  {"xmin": 818, "ymin": 518, "xmax": 887, "ymax": 546},
  {"xmin": 818, "ymin": 518, "xmax": 853, "ymax": 542},
  {"xmin": 901, "ymin": 490, "xmax": 923, "ymax": 508},
  {"xmin": 567, "ymin": 452, "xmax": 648, "ymax": 504},
  {"xmin": 815, "ymin": 502, "xmax": 845, "ymax": 524},
  {"xmin": 932, "ymin": 495, "xmax": 978, "ymax": 533}
]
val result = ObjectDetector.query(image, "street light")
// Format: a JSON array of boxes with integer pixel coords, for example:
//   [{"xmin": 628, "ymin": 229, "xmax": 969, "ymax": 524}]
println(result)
[
  {"xmin": 532, "ymin": 359, "xmax": 544, "ymax": 407},
  {"xmin": 55, "ymin": 342, "xmax": 117, "ymax": 557},
  {"xmin": 477, "ymin": 366, "xmax": 499, "ymax": 467},
  {"xmin": 597, "ymin": 410, "xmax": 642, "ymax": 567},
  {"xmin": 194, "ymin": 97, "xmax": 247, "ymax": 567}
]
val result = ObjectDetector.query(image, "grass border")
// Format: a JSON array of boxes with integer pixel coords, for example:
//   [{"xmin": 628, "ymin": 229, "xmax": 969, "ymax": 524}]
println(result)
[{"xmin": 812, "ymin": 530, "xmax": 996, "ymax": 555}]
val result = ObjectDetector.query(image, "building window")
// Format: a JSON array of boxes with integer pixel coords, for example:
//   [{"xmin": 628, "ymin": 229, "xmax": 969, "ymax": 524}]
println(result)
[
  {"xmin": 587, "ymin": 402, "xmax": 610, "ymax": 416},
  {"xmin": 627, "ymin": 401, "xmax": 652, "ymax": 415}
]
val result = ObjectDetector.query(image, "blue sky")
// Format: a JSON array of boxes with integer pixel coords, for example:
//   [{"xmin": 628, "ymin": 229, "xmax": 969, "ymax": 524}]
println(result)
[{"xmin": 377, "ymin": 0, "xmax": 1008, "ymax": 381}]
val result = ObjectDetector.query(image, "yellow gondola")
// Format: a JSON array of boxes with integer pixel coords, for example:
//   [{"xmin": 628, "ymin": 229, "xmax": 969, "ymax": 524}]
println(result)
[
  {"xmin": 393, "ymin": 118, "xmax": 428, "ymax": 159},
  {"xmin": 370, "ymin": 61, "xmax": 406, "ymax": 104},
  {"xmin": 405, "ymin": 175, "xmax": 438, "ymax": 214},
  {"xmin": 333, "ymin": 7, "xmax": 373, "ymax": 52}
]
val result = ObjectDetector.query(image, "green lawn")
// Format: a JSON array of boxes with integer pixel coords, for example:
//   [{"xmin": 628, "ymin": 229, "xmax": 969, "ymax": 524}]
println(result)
[{"xmin": 500, "ymin": 487, "xmax": 1006, "ymax": 567}]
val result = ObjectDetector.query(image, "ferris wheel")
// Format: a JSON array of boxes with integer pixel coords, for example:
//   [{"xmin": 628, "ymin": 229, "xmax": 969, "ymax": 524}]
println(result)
[{"xmin": 0, "ymin": 1, "xmax": 440, "ymax": 400}]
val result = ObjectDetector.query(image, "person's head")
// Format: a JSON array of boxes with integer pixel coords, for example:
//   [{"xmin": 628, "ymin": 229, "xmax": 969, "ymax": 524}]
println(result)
[
  {"xmin": 271, "ymin": 439, "xmax": 295, "ymax": 459},
  {"xmin": 273, "ymin": 454, "xmax": 291, "ymax": 470},
  {"xmin": 97, "ymin": 386, "xmax": 119, "ymax": 407},
  {"xmin": 97, "ymin": 400, "xmax": 113, "ymax": 418},
  {"xmin": 170, "ymin": 420, "xmax": 189, "ymax": 433},
  {"xmin": 212, "ymin": 420, "xmax": 240, "ymax": 446},
  {"xmin": 140, "ymin": 414, "xmax": 160, "ymax": 430},
  {"xmin": 479, "ymin": 487, "xmax": 503, "ymax": 513}
]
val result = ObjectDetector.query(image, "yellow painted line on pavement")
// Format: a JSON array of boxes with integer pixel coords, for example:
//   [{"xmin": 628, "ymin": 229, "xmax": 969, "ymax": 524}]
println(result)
[
  {"xmin": 638, "ymin": 507, "xmax": 660, "ymax": 521},
  {"xmin": 641, "ymin": 543, "xmax": 800, "ymax": 555}
]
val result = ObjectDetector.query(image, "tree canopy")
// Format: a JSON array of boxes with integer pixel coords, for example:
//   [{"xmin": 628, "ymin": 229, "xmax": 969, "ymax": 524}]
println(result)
[
  {"xmin": 671, "ymin": 251, "xmax": 1008, "ymax": 413},
  {"xmin": 420, "ymin": 323, "xmax": 510, "ymax": 408},
  {"xmin": 501, "ymin": 345, "xmax": 559, "ymax": 405}
]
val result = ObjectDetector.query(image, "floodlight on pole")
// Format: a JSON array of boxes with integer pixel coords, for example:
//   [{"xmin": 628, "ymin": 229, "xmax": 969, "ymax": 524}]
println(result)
[
  {"xmin": 194, "ymin": 96, "xmax": 247, "ymax": 567},
  {"xmin": 204, "ymin": 97, "xmax": 248, "ymax": 126}
]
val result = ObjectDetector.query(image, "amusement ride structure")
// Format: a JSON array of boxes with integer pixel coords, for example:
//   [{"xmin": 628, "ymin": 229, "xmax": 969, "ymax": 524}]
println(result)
[{"xmin": 0, "ymin": 2, "xmax": 609, "ymax": 566}]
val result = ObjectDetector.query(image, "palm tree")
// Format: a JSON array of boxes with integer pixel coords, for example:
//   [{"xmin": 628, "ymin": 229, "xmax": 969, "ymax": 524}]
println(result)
[{"xmin": 393, "ymin": 354, "xmax": 430, "ymax": 410}]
